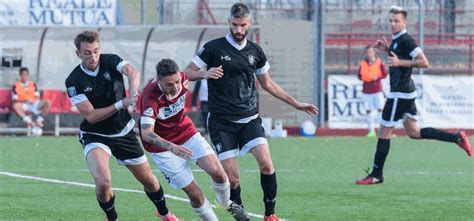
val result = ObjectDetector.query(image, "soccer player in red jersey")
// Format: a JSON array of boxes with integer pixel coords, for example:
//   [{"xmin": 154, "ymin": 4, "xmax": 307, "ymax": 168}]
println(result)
[{"xmin": 139, "ymin": 59, "xmax": 249, "ymax": 221}]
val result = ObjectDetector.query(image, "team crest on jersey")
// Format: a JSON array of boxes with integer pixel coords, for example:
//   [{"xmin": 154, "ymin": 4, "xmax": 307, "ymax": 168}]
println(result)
[
  {"xmin": 104, "ymin": 72, "xmax": 111, "ymax": 81},
  {"xmin": 248, "ymin": 55, "xmax": 255, "ymax": 65},
  {"xmin": 67, "ymin": 87, "xmax": 76, "ymax": 97},
  {"xmin": 393, "ymin": 43, "xmax": 398, "ymax": 50},
  {"xmin": 143, "ymin": 107, "xmax": 154, "ymax": 117}
]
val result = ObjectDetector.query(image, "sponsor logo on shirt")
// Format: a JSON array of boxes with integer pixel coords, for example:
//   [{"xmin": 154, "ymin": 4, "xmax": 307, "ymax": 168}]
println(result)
[
  {"xmin": 84, "ymin": 87, "xmax": 93, "ymax": 92},
  {"xmin": 221, "ymin": 55, "xmax": 231, "ymax": 61},
  {"xmin": 67, "ymin": 87, "xmax": 76, "ymax": 97},
  {"xmin": 157, "ymin": 95, "xmax": 186, "ymax": 120}
]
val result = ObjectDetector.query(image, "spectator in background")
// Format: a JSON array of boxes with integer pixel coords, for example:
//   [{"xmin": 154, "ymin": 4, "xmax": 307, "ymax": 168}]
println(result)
[
  {"xmin": 358, "ymin": 45, "xmax": 387, "ymax": 137},
  {"xmin": 191, "ymin": 79, "xmax": 209, "ymax": 134},
  {"xmin": 11, "ymin": 67, "xmax": 51, "ymax": 128}
]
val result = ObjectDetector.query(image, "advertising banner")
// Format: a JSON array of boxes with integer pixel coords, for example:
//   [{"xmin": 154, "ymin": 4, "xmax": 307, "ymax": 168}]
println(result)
[
  {"xmin": 328, "ymin": 75, "xmax": 473, "ymax": 129},
  {"xmin": 0, "ymin": 0, "xmax": 116, "ymax": 26}
]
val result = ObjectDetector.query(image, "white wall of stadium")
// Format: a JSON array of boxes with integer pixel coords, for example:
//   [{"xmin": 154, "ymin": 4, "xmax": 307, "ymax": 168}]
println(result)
[{"xmin": 328, "ymin": 75, "xmax": 474, "ymax": 129}]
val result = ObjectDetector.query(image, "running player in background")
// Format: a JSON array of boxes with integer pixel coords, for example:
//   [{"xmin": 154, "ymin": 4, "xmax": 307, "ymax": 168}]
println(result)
[{"xmin": 356, "ymin": 6, "xmax": 472, "ymax": 185}]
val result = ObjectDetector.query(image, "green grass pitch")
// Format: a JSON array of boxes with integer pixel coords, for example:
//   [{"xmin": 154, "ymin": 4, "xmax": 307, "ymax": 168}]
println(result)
[{"xmin": 0, "ymin": 136, "xmax": 473, "ymax": 220}]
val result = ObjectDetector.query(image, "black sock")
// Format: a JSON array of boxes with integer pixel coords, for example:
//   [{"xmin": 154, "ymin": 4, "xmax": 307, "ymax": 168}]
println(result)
[
  {"xmin": 371, "ymin": 139, "xmax": 391, "ymax": 178},
  {"xmin": 98, "ymin": 195, "xmax": 118, "ymax": 220},
  {"xmin": 145, "ymin": 186, "xmax": 169, "ymax": 216},
  {"xmin": 261, "ymin": 172, "xmax": 277, "ymax": 216},
  {"xmin": 420, "ymin": 127, "xmax": 459, "ymax": 143},
  {"xmin": 230, "ymin": 185, "xmax": 243, "ymax": 207}
]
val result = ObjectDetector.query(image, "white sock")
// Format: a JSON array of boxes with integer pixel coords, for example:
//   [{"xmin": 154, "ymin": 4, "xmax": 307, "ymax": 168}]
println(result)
[
  {"xmin": 36, "ymin": 115, "xmax": 44, "ymax": 123},
  {"xmin": 366, "ymin": 112, "xmax": 374, "ymax": 132},
  {"xmin": 211, "ymin": 179, "xmax": 232, "ymax": 208},
  {"xmin": 193, "ymin": 198, "xmax": 218, "ymax": 221},
  {"xmin": 23, "ymin": 116, "xmax": 32, "ymax": 124}
]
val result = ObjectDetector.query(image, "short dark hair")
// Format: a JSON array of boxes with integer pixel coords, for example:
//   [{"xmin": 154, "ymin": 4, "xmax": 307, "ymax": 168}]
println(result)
[
  {"xmin": 230, "ymin": 3, "xmax": 251, "ymax": 19},
  {"xmin": 389, "ymin": 8, "xmax": 407, "ymax": 19},
  {"xmin": 74, "ymin": 31, "xmax": 100, "ymax": 50},
  {"xmin": 156, "ymin": 59, "xmax": 179, "ymax": 79},
  {"xmin": 19, "ymin": 67, "xmax": 29, "ymax": 75},
  {"xmin": 364, "ymin": 45, "xmax": 374, "ymax": 51}
]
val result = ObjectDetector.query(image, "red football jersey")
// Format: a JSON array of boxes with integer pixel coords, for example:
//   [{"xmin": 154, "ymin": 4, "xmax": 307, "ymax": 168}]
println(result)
[{"xmin": 139, "ymin": 72, "xmax": 197, "ymax": 153}]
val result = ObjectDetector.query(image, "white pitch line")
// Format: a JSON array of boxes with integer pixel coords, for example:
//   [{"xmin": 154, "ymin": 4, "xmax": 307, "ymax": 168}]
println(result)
[
  {"xmin": 0, "ymin": 171, "xmax": 268, "ymax": 219},
  {"xmin": 0, "ymin": 168, "xmax": 308, "ymax": 174}
]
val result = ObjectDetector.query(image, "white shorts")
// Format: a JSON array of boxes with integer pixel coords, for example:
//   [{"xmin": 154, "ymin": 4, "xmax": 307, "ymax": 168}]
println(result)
[
  {"xmin": 150, "ymin": 133, "xmax": 215, "ymax": 189},
  {"xmin": 362, "ymin": 92, "xmax": 384, "ymax": 111},
  {"xmin": 22, "ymin": 101, "xmax": 40, "ymax": 115}
]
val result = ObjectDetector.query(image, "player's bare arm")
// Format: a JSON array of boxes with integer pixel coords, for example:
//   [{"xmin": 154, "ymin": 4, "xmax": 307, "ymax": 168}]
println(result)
[
  {"xmin": 140, "ymin": 124, "xmax": 192, "ymax": 159},
  {"xmin": 388, "ymin": 51, "xmax": 429, "ymax": 68},
  {"xmin": 183, "ymin": 62, "xmax": 224, "ymax": 81},
  {"xmin": 257, "ymin": 73, "xmax": 319, "ymax": 115},
  {"xmin": 121, "ymin": 63, "xmax": 140, "ymax": 108},
  {"xmin": 74, "ymin": 97, "xmax": 134, "ymax": 124}
]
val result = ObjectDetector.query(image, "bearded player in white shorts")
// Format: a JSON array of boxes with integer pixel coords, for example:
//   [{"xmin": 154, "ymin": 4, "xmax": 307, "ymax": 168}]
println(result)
[{"xmin": 139, "ymin": 59, "xmax": 249, "ymax": 221}]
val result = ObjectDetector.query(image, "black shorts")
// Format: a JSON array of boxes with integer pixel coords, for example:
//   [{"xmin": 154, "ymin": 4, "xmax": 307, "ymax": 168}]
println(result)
[
  {"xmin": 380, "ymin": 98, "xmax": 417, "ymax": 127},
  {"xmin": 79, "ymin": 131, "xmax": 147, "ymax": 165},
  {"xmin": 207, "ymin": 113, "xmax": 267, "ymax": 161}
]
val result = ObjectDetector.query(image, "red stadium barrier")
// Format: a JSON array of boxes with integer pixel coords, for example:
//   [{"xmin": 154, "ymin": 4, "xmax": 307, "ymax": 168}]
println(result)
[
  {"xmin": 0, "ymin": 89, "xmax": 13, "ymax": 114},
  {"xmin": 41, "ymin": 89, "xmax": 64, "ymax": 114}
]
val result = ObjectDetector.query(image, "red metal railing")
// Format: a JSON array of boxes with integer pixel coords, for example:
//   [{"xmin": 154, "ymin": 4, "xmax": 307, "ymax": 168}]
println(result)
[{"xmin": 325, "ymin": 32, "xmax": 474, "ymax": 75}]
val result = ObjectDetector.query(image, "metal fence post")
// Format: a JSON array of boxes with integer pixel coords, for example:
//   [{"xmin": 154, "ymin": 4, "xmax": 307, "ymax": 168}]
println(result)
[
  {"xmin": 314, "ymin": 0, "xmax": 325, "ymax": 127},
  {"xmin": 418, "ymin": 0, "xmax": 425, "ymax": 76}
]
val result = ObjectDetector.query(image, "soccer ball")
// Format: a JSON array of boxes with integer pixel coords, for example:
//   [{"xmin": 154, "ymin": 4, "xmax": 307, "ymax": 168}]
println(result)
[
  {"xmin": 300, "ymin": 120, "xmax": 316, "ymax": 137},
  {"xmin": 31, "ymin": 126, "xmax": 43, "ymax": 137}
]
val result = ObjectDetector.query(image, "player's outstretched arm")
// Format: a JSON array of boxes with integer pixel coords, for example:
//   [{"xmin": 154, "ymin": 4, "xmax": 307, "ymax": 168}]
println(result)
[
  {"xmin": 257, "ymin": 73, "xmax": 319, "ymax": 115},
  {"xmin": 75, "ymin": 97, "xmax": 134, "ymax": 124},
  {"xmin": 140, "ymin": 124, "xmax": 192, "ymax": 159},
  {"xmin": 183, "ymin": 62, "xmax": 223, "ymax": 81}
]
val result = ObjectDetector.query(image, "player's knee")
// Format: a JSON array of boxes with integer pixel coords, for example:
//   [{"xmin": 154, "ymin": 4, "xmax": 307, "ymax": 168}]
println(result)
[
  {"xmin": 259, "ymin": 162, "xmax": 274, "ymax": 174},
  {"xmin": 210, "ymin": 170, "xmax": 227, "ymax": 183},
  {"xmin": 141, "ymin": 175, "xmax": 159, "ymax": 190},
  {"xmin": 95, "ymin": 179, "xmax": 112, "ymax": 193},
  {"xmin": 187, "ymin": 189, "xmax": 204, "ymax": 207},
  {"xmin": 228, "ymin": 176, "xmax": 240, "ymax": 188},
  {"xmin": 406, "ymin": 130, "xmax": 420, "ymax": 139}
]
